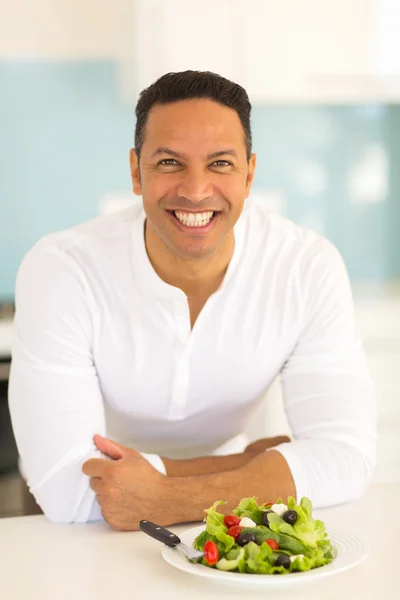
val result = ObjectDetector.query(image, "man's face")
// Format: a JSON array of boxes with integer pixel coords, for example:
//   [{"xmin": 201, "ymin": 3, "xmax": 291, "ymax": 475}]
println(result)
[{"xmin": 130, "ymin": 98, "xmax": 256, "ymax": 260}]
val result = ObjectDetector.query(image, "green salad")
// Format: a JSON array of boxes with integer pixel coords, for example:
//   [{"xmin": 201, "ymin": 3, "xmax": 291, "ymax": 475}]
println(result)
[{"xmin": 191, "ymin": 496, "xmax": 334, "ymax": 575}]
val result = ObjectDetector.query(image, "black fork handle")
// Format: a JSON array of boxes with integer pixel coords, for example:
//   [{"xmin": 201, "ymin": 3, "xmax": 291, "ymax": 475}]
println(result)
[{"xmin": 140, "ymin": 520, "xmax": 182, "ymax": 548}]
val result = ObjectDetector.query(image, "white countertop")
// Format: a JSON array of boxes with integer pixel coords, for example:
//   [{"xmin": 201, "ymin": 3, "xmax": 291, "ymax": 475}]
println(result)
[{"xmin": 0, "ymin": 483, "xmax": 397, "ymax": 600}]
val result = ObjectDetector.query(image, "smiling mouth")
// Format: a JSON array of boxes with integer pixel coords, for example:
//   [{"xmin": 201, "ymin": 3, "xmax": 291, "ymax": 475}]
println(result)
[{"xmin": 167, "ymin": 210, "xmax": 219, "ymax": 228}]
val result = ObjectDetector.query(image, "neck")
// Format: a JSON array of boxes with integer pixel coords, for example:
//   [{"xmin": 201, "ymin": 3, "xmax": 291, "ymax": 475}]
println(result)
[{"xmin": 144, "ymin": 222, "xmax": 234, "ymax": 297}]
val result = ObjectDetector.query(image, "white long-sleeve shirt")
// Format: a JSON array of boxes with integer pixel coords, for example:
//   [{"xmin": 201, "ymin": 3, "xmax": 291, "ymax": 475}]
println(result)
[{"xmin": 8, "ymin": 199, "xmax": 377, "ymax": 523}]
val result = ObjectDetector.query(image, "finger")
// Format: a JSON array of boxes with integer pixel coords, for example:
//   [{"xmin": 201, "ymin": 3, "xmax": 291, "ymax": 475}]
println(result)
[
  {"xmin": 82, "ymin": 457, "xmax": 111, "ymax": 477},
  {"xmin": 89, "ymin": 477, "xmax": 104, "ymax": 494},
  {"xmin": 267, "ymin": 435, "xmax": 291, "ymax": 446},
  {"xmin": 245, "ymin": 440, "xmax": 264, "ymax": 452},
  {"xmin": 94, "ymin": 434, "xmax": 130, "ymax": 460},
  {"xmin": 246, "ymin": 436, "xmax": 291, "ymax": 453}
]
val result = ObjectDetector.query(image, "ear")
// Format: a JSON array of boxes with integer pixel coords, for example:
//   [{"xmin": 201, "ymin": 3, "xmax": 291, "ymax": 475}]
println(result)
[
  {"xmin": 129, "ymin": 148, "xmax": 142, "ymax": 196},
  {"xmin": 245, "ymin": 153, "xmax": 257, "ymax": 198}
]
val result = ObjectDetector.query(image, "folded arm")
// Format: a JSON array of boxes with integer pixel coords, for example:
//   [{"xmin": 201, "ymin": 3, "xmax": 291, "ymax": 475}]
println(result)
[
  {"xmin": 82, "ymin": 436, "xmax": 296, "ymax": 530},
  {"xmin": 8, "ymin": 241, "xmax": 162, "ymax": 523},
  {"xmin": 268, "ymin": 239, "xmax": 376, "ymax": 507}
]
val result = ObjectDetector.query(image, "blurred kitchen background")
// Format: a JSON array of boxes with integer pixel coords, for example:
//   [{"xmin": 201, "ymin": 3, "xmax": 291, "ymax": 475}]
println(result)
[{"xmin": 1, "ymin": 0, "xmax": 399, "ymax": 517}]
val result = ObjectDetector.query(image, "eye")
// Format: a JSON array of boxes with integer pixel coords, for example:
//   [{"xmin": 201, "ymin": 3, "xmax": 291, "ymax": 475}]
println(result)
[
  {"xmin": 212, "ymin": 160, "xmax": 232, "ymax": 167},
  {"xmin": 158, "ymin": 159, "xmax": 180, "ymax": 166}
]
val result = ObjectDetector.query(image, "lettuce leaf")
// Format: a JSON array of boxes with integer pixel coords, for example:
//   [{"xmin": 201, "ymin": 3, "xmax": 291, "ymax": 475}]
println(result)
[
  {"xmin": 242, "ymin": 526, "xmax": 315, "ymax": 557},
  {"xmin": 245, "ymin": 542, "xmax": 274, "ymax": 574},
  {"xmin": 203, "ymin": 500, "xmax": 226, "ymax": 532},
  {"xmin": 265, "ymin": 501, "xmax": 329, "ymax": 549},
  {"xmin": 193, "ymin": 500, "xmax": 235, "ymax": 554},
  {"xmin": 300, "ymin": 496, "xmax": 313, "ymax": 517},
  {"xmin": 232, "ymin": 497, "xmax": 264, "ymax": 524},
  {"xmin": 192, "ymin": 529, "xmax": 212, "ymax": 551}
]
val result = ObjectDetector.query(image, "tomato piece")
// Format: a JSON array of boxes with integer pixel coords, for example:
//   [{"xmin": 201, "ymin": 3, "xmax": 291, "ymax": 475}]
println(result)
[
  {"xmin": 226, "ymin": 525, "xmax": 243, "ymax": 540},
  {"xmin": 203, "ymin": 540, "xmax": 219, "ymax": 565},
  {"xmin": 265, "ymin": 538, "xmax": 279, "ymax": 550},
  {"xmin": 223, "ymin": 515, "xmax": 241, "ymax": 528}
]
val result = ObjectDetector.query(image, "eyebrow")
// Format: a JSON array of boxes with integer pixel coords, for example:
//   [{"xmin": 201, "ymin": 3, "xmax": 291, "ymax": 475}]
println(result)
[{"xmin": 151, "ymin": 147, "xmax": 238, "ymax": 160}]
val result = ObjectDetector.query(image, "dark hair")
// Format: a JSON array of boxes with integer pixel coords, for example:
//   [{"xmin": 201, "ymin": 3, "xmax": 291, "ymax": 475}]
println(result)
[{"xmin": 134, "ymin": 70, "xmax": 252, "ymax": 161}]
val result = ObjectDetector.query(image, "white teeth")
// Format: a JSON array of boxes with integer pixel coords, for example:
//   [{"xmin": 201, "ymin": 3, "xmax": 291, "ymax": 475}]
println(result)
[{"xmin": 173, "ymin": 211, "xmax": 214, "ymax": 227}]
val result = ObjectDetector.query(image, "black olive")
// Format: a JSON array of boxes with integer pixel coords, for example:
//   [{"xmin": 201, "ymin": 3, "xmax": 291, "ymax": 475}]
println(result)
[
  {"xmin": 275, "ymin": 554, "xmax": 291, "ymax": 569},
  {"xmin": 237, "ymin": 532, "xmax": 257, "ymax": 546},
  {"xmin": 282, "ymin": 510, "xmax": 298, "ymax": 525},
  {"xmin": 262, "ymin": 510, "xmax": 273, "ymax": 527}
]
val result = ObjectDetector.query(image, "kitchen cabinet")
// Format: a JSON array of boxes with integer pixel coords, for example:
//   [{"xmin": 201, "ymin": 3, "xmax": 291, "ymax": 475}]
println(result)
[
  {"xmin": 126, "ymin": 0, "xmax": 400, "ymax": 103},
  {"xmin": 0, "ymin": 0, "xmax": 126, "ymax": 59}
]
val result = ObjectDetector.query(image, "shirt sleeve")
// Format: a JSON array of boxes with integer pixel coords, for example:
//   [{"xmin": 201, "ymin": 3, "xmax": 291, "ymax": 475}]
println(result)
[
  {"xmin": 8, "ymin": 240, "xmax": 165, "ymax": 524},
  {"xmin": 273, "ymin": 238, "xmax": 377, "ymax": 508}
]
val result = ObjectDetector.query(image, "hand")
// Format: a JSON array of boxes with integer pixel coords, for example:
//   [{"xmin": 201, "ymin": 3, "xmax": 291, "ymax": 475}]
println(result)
[
  {"xmin": 245, "ymin": 435, "xmax": 291, "ymax": 454},
  {"xmin": 82, "ymin": 435, "xmax": 170, "ymax": 531}
]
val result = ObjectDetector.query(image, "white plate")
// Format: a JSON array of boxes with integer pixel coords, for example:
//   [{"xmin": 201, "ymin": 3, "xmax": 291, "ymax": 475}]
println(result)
[{"xmin": 162, "ymin": 525, "xmax": 369, "ymax": 587}]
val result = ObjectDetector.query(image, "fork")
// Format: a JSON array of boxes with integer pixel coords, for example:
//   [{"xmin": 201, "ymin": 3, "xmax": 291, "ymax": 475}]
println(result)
[{"xmin": 139, "ymin": 520, "xmax": 204, "ymax": 562}]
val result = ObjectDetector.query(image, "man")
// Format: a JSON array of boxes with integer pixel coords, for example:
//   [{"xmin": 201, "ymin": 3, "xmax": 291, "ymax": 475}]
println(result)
[{"xmin": 9, "ymin": 71, "xmax": 376, "ymax": 530}]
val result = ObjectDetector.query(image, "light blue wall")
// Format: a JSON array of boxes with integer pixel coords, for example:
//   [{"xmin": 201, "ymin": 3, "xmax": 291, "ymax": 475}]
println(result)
[
  {"xmin": 1, "ymin": 60, "xmax": 399, "ymax": 299},
  {"xmin": 251, "ymin": 105, "xmax": 395, "ymax": 281},
  {"xmin": 0, "ymin": 61, "xmax": 133, "ymax": 300}
]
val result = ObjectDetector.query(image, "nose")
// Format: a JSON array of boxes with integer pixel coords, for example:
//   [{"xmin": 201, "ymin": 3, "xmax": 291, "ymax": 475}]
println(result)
[{"xmin": 176, "ymin": 167, "xmax": 213, "ymax": 204}]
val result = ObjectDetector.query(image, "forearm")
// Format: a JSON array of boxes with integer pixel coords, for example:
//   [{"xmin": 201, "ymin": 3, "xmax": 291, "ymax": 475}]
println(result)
[
  {"xmin": 164, "ymin": 450, "xmax": 296, "ymax": 524},
  {"xmin": 162, "ymin": 452, "xmax": 251, "ymax": 477},
  {"xmin": 162, "ymin": 436, "xmax": 291, "ymax": 477}
]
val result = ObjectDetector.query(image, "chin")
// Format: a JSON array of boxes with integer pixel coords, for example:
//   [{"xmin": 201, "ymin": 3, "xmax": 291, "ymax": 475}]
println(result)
[{"xmin": 174, "ymin": 244, "xmax": 218, "ymax": 260}]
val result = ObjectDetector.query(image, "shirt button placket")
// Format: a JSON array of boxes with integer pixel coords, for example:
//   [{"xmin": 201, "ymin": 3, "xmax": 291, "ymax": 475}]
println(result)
[{"xmin": 168, "ymin": 301, "xmax": 191, "ymax": 420}]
